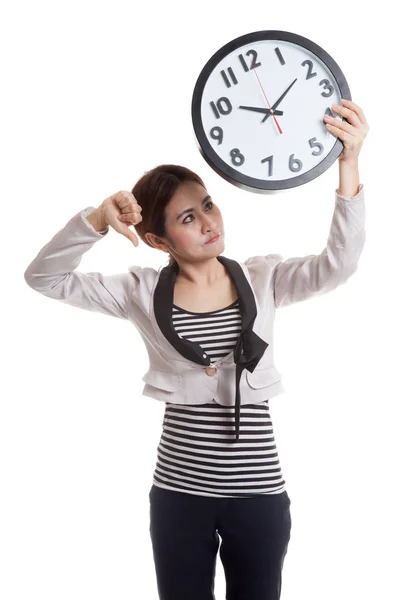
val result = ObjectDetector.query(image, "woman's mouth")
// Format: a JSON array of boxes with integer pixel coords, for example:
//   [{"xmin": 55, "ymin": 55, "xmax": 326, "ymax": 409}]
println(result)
[{"xmin": 206, "ymin": 233, "xmax": 222, "ymax": 244}]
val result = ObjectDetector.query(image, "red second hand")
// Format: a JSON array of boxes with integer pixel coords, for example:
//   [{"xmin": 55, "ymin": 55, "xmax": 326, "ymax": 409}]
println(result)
[{"xmin": 253, "ymin": 68, "xmax": 283, "ymax": 135}]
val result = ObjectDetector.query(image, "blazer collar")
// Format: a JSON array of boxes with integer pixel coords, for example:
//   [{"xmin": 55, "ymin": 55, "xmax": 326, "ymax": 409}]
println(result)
[{"xmin": 153, "ymin": 255, "xmax": 269, "ymax": 441}]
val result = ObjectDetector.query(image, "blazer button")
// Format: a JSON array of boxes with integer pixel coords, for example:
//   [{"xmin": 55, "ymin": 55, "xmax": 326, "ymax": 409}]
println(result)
[{"xmin": 206, "ymin": 366, "xmax": 217, "ymax": 376}]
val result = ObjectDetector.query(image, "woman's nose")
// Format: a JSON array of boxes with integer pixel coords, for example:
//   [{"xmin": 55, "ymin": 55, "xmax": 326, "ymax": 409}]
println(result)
[{"xmin": 202, "ymin": 215, "xmax": 217, "ymax": 231}]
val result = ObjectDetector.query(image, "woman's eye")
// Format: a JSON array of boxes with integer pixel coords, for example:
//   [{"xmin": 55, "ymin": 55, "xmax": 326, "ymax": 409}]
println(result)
[{"xmin": 183, "ymin": 201, "xmax": 213, "ymax": 224}]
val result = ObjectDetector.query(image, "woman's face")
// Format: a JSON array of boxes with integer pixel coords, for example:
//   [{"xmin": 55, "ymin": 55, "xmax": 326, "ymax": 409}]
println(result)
[{"xmin": 156, "ymin": 180, "xmax": 225, "ymax": 262}]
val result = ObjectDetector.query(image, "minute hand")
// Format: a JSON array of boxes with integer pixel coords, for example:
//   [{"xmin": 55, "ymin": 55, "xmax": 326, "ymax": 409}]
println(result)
[
  {"xmin": 238, "ymin": 106, "xmax": 284, "ymax": 116},
  {"xmin": 261, "ymin": 78, "xmax": 298, "ymax": 123}
]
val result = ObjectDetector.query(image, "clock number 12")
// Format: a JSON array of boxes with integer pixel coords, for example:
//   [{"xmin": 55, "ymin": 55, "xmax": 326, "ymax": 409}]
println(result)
[
  {"xmin": 220, "ymin": 49, "xmax": 262, "ymax": 89},
  {"xmin": 238, "ymin": 50, "xmax": 262, "ymax": 72}
]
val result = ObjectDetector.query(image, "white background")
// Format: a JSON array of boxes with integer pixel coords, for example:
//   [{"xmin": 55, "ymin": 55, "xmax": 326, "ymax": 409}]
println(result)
[{"xmin": 1, "ymin": 1, "xmax": 399, "ymax": 599}]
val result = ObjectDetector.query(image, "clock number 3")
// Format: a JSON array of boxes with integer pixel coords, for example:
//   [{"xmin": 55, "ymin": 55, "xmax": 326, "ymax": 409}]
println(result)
[{"xmin": 302, "ymin": 60, "xmax": 334, "ymax": 97}]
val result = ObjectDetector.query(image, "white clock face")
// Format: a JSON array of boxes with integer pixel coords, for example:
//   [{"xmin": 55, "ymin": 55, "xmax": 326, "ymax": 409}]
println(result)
[{"xmin": 199, "ymin": 38, "xmax": 344, "ymax": 182}]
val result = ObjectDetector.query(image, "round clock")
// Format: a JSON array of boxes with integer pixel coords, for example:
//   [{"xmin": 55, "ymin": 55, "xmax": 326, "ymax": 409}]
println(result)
[{"xmin": 191, "ymin": 30, "xmax": 351, "ymax": 193}]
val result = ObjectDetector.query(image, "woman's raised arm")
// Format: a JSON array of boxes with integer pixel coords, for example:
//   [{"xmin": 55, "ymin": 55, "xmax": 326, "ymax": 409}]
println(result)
[{"xmin": 24, "ymin": 191, "xmax": 146, "ymax": 320}]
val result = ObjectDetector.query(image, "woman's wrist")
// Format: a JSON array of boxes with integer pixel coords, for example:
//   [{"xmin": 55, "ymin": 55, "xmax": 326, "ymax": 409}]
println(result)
[
  {"xmin": 337, "ymin": 158, "xmax": 360, "ymax": 197},
  {"xmin": 86, "ymin": 208, "xmax": 108, "ymax": 232}
]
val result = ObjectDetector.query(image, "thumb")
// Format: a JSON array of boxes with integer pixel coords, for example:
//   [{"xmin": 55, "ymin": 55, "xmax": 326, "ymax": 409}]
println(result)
[{"xmin": 116, "ymin": 221, "xmax": 140, "ymax": 247}]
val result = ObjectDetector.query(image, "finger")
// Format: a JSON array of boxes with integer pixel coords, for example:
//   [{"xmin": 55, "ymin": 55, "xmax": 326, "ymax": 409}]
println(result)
[
  {"xmin": 340, "ymin": 99, "xmax": 367, "ymax": 125},
  {"xmin": 325, "ymin": 122, "xmax": 355, "ymax": 146},
  {"xmin": 120, "ymin": 203, "xmax": 142, "ymax": 214},
  {"xmin": 116, "ymin": 191, "xmax": 137, "ymax": 209},
  {"xmin": 118, "ymin": 222, "xmax": 140, "ymax": 247},
  {"xmin": 118, "ymin": 213, "xmax": 142, "ymax": 223},
  {"xmin": 324, "ymin": 115, "xmax": 355, "ymax": 135},
  {"xmin": 124, "ymin": 230, "xmax": 139, "ymax": 247},
  {"xmin": 330, "ymin": 104, "xmax": 362, "ymax": 128}
]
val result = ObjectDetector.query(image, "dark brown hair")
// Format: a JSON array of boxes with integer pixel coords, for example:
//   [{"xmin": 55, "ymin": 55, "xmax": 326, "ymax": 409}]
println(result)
[{"xmin": 131, "ymin": 164, "xmax": 206, "ymax": 265}]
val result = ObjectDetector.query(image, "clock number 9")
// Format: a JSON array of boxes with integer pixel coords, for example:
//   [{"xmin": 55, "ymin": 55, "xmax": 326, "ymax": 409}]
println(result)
[{"xmin": 210, "ymin": 126, "xmax": 223, "ymax": 145}]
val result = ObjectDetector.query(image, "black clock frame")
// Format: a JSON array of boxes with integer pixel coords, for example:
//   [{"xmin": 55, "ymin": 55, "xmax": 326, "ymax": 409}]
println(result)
[{"xmin": 191, "ymin": 30, "xmax": 351, "ymax": 193}]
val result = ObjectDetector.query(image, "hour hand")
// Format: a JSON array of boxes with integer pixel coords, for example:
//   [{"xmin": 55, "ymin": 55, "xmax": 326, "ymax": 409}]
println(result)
[
  {"xmin": 238, "ymin": 105, "xmax": 284, "ymax": 116},
  {"xmin": 261, "ymin": 78, "xmax": 298, "ymax": 123}
]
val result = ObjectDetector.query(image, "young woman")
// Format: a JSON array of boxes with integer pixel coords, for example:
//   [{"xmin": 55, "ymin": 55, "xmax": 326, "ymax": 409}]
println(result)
[{"xmin": 24, "ymin": 100, "xmax": 369, "ymax": 600}]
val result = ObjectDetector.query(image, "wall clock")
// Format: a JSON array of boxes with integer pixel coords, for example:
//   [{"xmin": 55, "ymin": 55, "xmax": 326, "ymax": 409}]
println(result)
[{"xmin": 191, "ymin": 30, "xmax": 351, "ymax": 193}]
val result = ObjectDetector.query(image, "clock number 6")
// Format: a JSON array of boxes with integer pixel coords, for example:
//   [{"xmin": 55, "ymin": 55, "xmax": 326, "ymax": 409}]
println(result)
[
  {"xmin": 289, "ymin": 154, "xmax": 303, "ymax": 173},
  {"xmin": 289, "ymin": 137, "xmax": 324, "ymax": 173}
]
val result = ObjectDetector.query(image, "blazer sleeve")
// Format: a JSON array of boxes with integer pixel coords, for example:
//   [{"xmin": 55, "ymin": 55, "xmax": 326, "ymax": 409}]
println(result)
[
  {"xmin": 268, "ymin": 184, "xmax": 366, "ymax": 309},
  {"xmin": 23, "ymin": 207, "xmax": 141, "ymax": 320}
]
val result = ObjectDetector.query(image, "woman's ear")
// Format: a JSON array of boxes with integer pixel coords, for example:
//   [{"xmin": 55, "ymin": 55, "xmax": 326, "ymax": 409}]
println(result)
[{"xmin": 145, "ymin": 232, "xmax": 170, "ymax": 253}]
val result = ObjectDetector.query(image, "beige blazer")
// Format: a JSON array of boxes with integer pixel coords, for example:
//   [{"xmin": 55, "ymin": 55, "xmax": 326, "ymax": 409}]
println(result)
[{"xmin": 24, "ymin": 184, "xmax": 366, "ymax": 440}]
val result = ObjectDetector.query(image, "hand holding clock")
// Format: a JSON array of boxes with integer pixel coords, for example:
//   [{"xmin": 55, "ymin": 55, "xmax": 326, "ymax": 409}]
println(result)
[
  {"xmin": 323, "ymin": 99, "xmax": 369, "ymax": 164},
  {"xmin": 239, "ymin": 96, "xmax": 369, "ymax": 164}
]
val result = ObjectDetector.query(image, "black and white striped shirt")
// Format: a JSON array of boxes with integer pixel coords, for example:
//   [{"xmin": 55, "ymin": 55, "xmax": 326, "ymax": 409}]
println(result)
[{"xmin": 151, "ymin": 299, "xmax": 286, "ymax": 498}]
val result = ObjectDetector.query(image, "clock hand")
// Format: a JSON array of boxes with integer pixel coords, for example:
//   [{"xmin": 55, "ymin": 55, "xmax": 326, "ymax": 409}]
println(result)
[
  {"xmin": 238, "ymin": 105, "xmax": 284, "ymax": 116},
  {"xmin": 261, "ymin": 78, "xmax": 298, "ymax": 123},
  {"xmin": 252, "ymin": 68, "xmax": 283, "ymax": 134}
]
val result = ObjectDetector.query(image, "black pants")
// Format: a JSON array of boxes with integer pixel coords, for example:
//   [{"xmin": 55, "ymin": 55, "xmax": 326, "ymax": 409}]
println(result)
[{"xmin": 148, "ymin": 484, "xmax": 292, "ymax": 600}]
